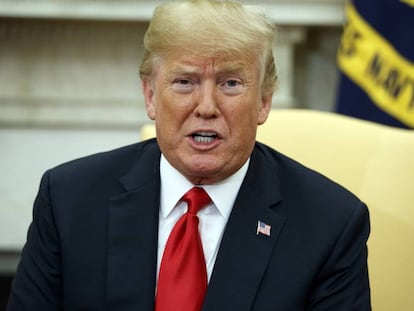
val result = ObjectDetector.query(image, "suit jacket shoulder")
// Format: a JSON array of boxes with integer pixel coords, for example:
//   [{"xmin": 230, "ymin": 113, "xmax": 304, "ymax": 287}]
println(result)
[
  {"xmin": 8, "ymin": 139, "xmax": 162, "ymax": 311},
  {"xmin": 252, "ymin": 141, "xmax": 363, "ymax": 220}
]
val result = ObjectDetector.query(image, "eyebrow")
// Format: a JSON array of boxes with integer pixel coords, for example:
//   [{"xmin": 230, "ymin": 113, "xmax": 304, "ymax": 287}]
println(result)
[
  {"xmin": 168, "ymin": 67, "xmax": 199, "ymax": 76},
  {"xmin": 167, "ymin": 62, "xmax": 248, "ymax": 78},
  {"xmin": 216, "ymin": 62, "xmax": 247, "ymax": 74}
]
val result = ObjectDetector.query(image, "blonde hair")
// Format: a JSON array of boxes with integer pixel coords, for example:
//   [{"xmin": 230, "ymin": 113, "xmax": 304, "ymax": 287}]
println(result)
[{"xmin": 139, "ymin": 0, "xmax": 278, "ymax": 96}]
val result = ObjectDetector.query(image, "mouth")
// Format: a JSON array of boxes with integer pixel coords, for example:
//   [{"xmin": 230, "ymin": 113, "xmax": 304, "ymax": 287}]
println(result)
[{"xmin": 191, "ymin": 131, "xmax": 219, "ymax": 144}]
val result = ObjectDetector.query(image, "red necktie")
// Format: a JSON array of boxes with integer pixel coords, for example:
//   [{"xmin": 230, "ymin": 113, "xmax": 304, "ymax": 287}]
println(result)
[{"xmin": 155, "ymin": 187, "xmax": 212, "ymax": 311}]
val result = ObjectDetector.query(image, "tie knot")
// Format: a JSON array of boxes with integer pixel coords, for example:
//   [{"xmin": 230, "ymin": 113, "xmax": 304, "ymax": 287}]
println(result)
[{"xmin": 182, "ymin": 187, "xmax": 212, "ymax": 214}]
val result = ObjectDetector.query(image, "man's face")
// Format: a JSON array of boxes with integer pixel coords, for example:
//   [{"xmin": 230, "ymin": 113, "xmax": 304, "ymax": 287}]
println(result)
[{"xmin": 143, "ymin": 53, "xmax": 272, "ymax": 185}]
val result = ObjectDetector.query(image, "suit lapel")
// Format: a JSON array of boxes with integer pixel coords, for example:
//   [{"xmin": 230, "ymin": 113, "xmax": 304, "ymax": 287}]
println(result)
[
  {"xmin": 106, "ymin": 141, "xmax": 161, "ymax": 310},
  {"xmin": 203, "ymin": 145, "xmax": 286, "ymax": 311}
]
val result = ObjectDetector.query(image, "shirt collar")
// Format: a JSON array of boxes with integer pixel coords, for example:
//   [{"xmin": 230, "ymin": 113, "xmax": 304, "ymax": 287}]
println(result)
[{"xmin": 159, "ymin": 154, "xmax": 249, "ymax": 220}]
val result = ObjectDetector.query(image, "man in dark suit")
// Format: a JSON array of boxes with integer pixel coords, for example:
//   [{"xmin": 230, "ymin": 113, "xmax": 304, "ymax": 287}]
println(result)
[{"xmin": 8, "ymin": 0, "xmax": 371, "ymax": 310}]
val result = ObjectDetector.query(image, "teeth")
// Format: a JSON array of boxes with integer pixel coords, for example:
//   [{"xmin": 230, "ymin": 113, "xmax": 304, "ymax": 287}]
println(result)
[
  {"xmin": 194, "ymin": 136, "xmax": 215, "ymax": 143},
  {"xmin": 193, "ymin": 132, "xmax": 217, "ymax": 143}
]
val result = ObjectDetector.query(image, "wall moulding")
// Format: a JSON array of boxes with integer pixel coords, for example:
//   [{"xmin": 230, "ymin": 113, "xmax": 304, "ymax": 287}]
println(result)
[
  {"xmin": 0, "ymin": 97, "xmax": 147, "ymax": 129},
  {"xmin": 0, "ymin": 19, "xmax": 147, "ymax": 42},
  {"xmin": 0, "ymin": 0, "xmax": 346, "ymax": 26}
]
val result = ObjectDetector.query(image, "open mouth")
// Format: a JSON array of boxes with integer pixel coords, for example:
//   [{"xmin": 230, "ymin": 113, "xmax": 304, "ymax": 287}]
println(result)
[{"xmin": 191, "ymin": 131, "xmax": 218, "ymax": 144}]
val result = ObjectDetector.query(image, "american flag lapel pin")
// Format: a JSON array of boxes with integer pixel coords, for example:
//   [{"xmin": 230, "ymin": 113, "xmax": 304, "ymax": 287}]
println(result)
[{"xmin": 256, "ymin": 220, "xmax": 271, "ymax": 237}]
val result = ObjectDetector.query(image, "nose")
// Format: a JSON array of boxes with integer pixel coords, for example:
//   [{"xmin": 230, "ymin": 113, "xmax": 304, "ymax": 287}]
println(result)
[{"xmin": 194, "ymin": 81, "xmax": 220, "ymax": 119}]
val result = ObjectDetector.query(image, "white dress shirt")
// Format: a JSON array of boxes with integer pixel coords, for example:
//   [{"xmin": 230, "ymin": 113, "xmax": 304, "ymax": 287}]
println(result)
[{"xmin": 157, "ymin": 155, "xmax": 249, "ymax": 283}]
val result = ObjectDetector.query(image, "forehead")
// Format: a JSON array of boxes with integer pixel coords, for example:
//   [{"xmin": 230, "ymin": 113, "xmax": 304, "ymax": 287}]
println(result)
[{"xmin": 155, "ymin": 53, "xmax": 258, "ymax": 76}]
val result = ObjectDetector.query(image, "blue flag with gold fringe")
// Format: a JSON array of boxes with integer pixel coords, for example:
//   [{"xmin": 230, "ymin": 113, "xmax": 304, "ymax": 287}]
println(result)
[{"xmin": 335, "ymin": 0, "xmax": 414, "ymax": 128}]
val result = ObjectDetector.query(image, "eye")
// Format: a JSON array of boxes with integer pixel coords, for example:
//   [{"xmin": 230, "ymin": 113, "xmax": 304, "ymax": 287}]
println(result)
[
  {"xmin": 225, "ymin": 80, "xmax": 241, "ymax": 87},
  {"xmin": 177, "ymin": 79, "xmax": 191, "ymax": 85},
  {"xmin": 220, "ymin": 79, "xmax": 244, "ymax": 95},
  {"xmin": 171, "ymin": 78, "xmax": 196, "ymax": 93}
]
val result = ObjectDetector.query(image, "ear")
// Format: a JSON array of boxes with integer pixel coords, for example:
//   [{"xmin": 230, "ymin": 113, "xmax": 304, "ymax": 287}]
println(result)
[
  {"xmin": 142, "ymin": 78, "xmax": 156, "ymax": 120},
  {"xmin": 257, "ymin": 94, "xmax": 273, "ymax": 125}
]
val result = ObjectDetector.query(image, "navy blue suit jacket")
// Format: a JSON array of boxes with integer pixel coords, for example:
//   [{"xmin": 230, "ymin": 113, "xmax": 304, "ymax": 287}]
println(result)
[{"xmin": 8, "ymin": 139, "xmax": 371, "ymax": 310}]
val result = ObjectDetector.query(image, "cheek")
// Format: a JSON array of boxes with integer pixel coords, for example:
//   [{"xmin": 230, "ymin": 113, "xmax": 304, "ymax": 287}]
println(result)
[
  {"xmin": 227, "ymin": 111, "xmax": 257, "ymax": 142},
  {"xmin": 155, "ymin": 96, "xmax": 192, "ymax": 135},
  {"xmin": 162, "ymin": 95, "xmax": 196, "ymax": 122}
]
